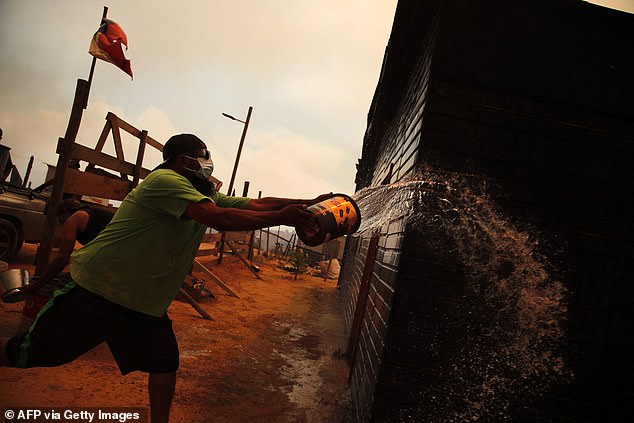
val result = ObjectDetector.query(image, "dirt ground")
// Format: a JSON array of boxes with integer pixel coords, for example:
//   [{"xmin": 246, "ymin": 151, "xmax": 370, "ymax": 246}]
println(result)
[{"xmin": 0, "ymin": 244, "xmax": 353, "ymax": 423}]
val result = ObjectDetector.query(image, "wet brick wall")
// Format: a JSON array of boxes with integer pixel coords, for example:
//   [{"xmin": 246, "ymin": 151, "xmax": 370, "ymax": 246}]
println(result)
[
  {"xmin": 340, "ymin": 3, "xmax": 438, "ymax": 421},
  {"xmin": 341, "ymin": 219, "xmax": 408, "ymax": 423},
  {"xmin": 341, "ymin": 0, "xmax": 634, "ymax": 421}
]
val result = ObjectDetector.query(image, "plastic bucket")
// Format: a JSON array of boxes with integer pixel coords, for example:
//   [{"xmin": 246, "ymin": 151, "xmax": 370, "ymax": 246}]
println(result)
[{"xmin": 297, "ymin": 194, "xmax": 361, "ymax": 247}]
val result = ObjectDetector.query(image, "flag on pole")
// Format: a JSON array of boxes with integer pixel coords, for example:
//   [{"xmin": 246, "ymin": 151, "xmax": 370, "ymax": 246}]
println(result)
[{"xmin": 89, "ymin": 19, "xmax": 133, "ymax": 79}]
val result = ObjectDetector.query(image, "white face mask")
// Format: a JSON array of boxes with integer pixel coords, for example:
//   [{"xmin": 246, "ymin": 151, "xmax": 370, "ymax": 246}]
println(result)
[
  {"xmin": 185, "ymin": 155, "xmax": 214, "ymax": 181},
  {"xmin": 196, "ymin": 156, "xmax": 214, "ymax": 180}
]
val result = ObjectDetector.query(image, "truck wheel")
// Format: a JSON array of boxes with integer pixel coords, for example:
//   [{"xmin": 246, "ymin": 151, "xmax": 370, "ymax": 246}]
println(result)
[{"xmin": 0, "ymin": 218, "xmax": 19, "ymax": 261}]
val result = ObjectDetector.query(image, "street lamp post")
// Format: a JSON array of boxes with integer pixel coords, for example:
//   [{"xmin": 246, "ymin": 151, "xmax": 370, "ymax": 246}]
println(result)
[
  {"xmin": 223, "ymin": 106, "xmax": 253, "ymax": 197},
  {"xmin": 218, "ymin": 106, "xmax": 253, "ymax": 264}
]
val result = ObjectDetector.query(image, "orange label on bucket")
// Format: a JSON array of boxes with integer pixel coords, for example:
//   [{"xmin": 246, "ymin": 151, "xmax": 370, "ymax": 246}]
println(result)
[
  {"xmin": 298, "ymin": 194, "xmax": 361, "ymax": 246},
  {"xmin": 332, "ymin": 199, "xmax": 357, "ymax": 228}
]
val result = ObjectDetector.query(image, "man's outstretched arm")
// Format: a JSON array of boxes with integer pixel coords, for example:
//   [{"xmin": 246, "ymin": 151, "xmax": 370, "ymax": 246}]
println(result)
[
  {"xmin": 184, "ymin": 199, "xmax": 317, "ymax": 233},
  {"xmin": 245, "ymin": 193, "xmax": 334, "ymax": 211}
]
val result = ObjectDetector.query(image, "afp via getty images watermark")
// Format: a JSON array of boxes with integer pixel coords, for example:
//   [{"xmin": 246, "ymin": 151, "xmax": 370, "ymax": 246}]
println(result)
[{"xmin": 2, "ymin": 408, "xmax": 148, "ymax": 423}]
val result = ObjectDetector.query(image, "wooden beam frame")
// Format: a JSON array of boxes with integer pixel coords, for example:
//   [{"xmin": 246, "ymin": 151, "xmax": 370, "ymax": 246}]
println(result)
[{"xmin": 36, "ymin": 110, "xmax": 162, "ymax": 273}]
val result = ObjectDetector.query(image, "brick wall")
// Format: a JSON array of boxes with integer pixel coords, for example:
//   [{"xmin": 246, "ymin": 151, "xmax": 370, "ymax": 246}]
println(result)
[
  {"xmin": 420, "ymin": 78, "xmax": 634, "ymax": 422},
  {"xmin": 340, "ymin": 4, "xmax": 438, "ymax": 420},
  {"xmin": 424, "ymin": 3, "xmax": 634, "ymax": 417},
  {"xmin": 341, "ymin": 0, "xmax": 634, "ymax": 421}
]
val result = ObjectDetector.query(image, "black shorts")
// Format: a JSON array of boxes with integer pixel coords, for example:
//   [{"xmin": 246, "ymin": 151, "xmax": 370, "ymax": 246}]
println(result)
[{"xmin": 5, "ymin": 282, "xmax": 179, "ymax": 375}]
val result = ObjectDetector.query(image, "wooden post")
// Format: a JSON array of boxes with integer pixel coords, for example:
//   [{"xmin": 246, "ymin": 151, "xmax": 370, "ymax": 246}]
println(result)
[
  {"xmin": 323, "ymin": 257, "xmax": 333, "ymax": 281},
  {"xmin": 36, "ymin": 79, "xmax": 90, "ymax": 274},
  {"xmin": 37, "ymin": 7, "xmax": 110, "ymax": 272},
  {"xmin": 250, "ymin": 190, "xmax": 261, "ymax": 260},
  {"xmin": 132, "ymin": 130, "xmax": 148, "ymax": 188},
  {"xmin": 266, "ymin": 223, "xmax": 270, "ymax": 261},
  {"xmin": 346, "ymin": 235, "xmax": 380, "ymax": 371},
  {"xmin": 111, "ymin": 122, "xmax": 128, "ymax": 179}
]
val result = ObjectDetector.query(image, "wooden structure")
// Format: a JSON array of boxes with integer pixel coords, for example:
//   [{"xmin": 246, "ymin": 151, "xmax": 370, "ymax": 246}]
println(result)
[
  {"xmin": 33, "ymin": 7, "xmax": 233, "ymax": 318},
  {"xmin": 339, "ymin": 0, "xmax": 634, "ymax": 421},
  {"xmin": 36, "ymin": 78, "xmax": 162, "ymax": 273},
  {"xmin": 65, "ymin": 111, "xmax": 161, "ymax": 200},
  {"xmin": 36, "ymin": 81, "xmax": 239, "ymax": 314}
]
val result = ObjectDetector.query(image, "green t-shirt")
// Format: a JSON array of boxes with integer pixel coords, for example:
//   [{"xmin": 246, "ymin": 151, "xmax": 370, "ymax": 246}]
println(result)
[{"xmin": 70, "ymin": 169, "xmax": 250, "ymax": 317}]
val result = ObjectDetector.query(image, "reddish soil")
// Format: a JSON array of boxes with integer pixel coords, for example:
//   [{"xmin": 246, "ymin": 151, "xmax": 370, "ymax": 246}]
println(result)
[{"xmin": 0, "ymin": 244, "xmax": 352, "ymax": 422}]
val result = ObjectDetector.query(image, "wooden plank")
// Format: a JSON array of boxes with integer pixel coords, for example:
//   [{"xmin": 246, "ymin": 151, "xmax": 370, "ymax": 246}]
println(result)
[
  {"xmin": 225, "ymin": 231, "xmax": 249, "ymax": 242},
  {"xmin": 63, "ymin": 168, "xmax": 132, "ymax": 201},
  {"xmin": 226, "ymin": 241, "xmax": 263, "ymax": 280},
  {"xmin": 86, "ymin": 119, "xmax": 112, "ymax": 173},
  {"xmin": 69, "ymin": 143, "xmax": 151, "ymax": 179},
  {"xmin": 193, "ymin": 259, "xmax": 240, "ymax": 298},
  {"xmin": 36, "ymin": 79, "xmax": 89, "ymax": 274},
  {"xmin": 146, "ymin": 136, "xmax": 163, "ymax": 153},
  {"xmin": 111, "ymin": 122, "xmax": 126, "ymax": 167},
  {"xmin": 347, "ymin": 235, "xmax": 380, "ymax": 364},
  {"xmin": 196, "ymin": 244, "xmax": 219, "ymax": 257},
  {"xmin": 110, "ymin": 112, "xmax": 163, "ymax": 152},
  {"xmin": 110, "ymin": 122, "xmax": 128, "ymax": 180},
  {"xmin": 132, "ymin": 130, "xmax": 148, "ymax": 188},
  {"xmin": 177, "ymin": 288, "xmax": 213, "ymax": 320},
  {"xmin": 95, "ymin": 118, "xmax": 111, "ymax": 153}
]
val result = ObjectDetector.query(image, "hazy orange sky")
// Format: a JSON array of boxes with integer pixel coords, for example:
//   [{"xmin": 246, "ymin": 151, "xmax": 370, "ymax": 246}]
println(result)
[{"xmin": 1, "ymin": 0, "xmax": 632, "ymax": 198}]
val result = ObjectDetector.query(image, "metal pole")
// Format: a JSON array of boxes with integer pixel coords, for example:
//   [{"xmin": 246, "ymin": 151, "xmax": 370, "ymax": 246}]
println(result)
[
  {"xmin": 22, "ymin": 156, "xmax": 34, "ymax": 188},
  {"xmin": 218, "ymin": 106, "xmax": 252, "ymax": 264},
  {"xmin": 84, "ymin": 6, "xmax": 108, "ymax": 109},
  {"xmin": 226, "ymin": 106, "xmax": 252, "ymax": 196}
]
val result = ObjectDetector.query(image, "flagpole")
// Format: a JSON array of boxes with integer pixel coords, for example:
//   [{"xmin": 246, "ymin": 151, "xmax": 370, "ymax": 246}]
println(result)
[
  {"xmin": 35, "ymin": 6, "xmax": 108, "ymax": 274},
  {"xmin": 84, "ymin": 6, "xmax": 109, "ymax": 109}
]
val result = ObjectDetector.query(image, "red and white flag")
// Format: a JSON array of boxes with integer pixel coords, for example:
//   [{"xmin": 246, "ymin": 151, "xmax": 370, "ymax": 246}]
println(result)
[{"xmin": 89, "ymin": 19, "xmax": 133, "ymax": 79}]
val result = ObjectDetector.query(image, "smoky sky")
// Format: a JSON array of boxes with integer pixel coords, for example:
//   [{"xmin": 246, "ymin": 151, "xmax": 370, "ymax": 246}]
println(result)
[
  {"xmin": 0, "ymin": 0, "xmax": 397, "ymax": 198},
  {"xmin": 1, "ymin": 0, "xmax": 631, "ymax": 197}
]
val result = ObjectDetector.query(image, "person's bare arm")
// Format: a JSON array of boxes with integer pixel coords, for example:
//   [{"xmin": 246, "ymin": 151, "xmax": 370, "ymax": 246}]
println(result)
[
  {"xmin": 245, "ymin": 193, "xmax": 334, "ymax": 211},
  {"xmin": 184, "ymin": 200, "xmax": 317, "ymax": 232},
  {"xmin": 26, "ymin": 211, "xmax": 89, "ymax": 293}
]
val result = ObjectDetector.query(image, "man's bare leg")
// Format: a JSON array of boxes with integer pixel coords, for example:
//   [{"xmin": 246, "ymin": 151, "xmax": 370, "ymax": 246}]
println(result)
[
  {"xmin": 148, "ymin": 371, "xmax": 176, "ymax": 423},
  {"xmin": 0, "ymin": 337, "xmax": 12, "ymax": 366}
]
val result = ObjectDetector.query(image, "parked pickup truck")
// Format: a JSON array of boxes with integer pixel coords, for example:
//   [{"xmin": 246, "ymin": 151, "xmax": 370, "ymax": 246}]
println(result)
[{"xmin": 0, "ymin": 182, "xmax": 49, "ymax": 260}]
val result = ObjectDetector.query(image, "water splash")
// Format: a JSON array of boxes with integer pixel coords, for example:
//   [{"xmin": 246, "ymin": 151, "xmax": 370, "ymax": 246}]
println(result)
[
  {"xmin": 352, "ymin": 171, "xmax": 569, "ymax": 421},
  {"xmin": 352, "ymin": 178, "xmax": 431, "ymax": 236}
]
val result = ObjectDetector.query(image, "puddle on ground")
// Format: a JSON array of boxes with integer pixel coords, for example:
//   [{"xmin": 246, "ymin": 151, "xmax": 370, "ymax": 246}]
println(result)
[{"xmin": 271, "ymin": 320, "xmax": 327, "ymax": 411}]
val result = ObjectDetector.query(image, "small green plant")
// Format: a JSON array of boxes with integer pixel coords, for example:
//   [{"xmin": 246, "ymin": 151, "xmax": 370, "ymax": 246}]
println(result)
[{"xmin": 288, "ymin": 247, "xmax": 308, "ymax": 279}]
